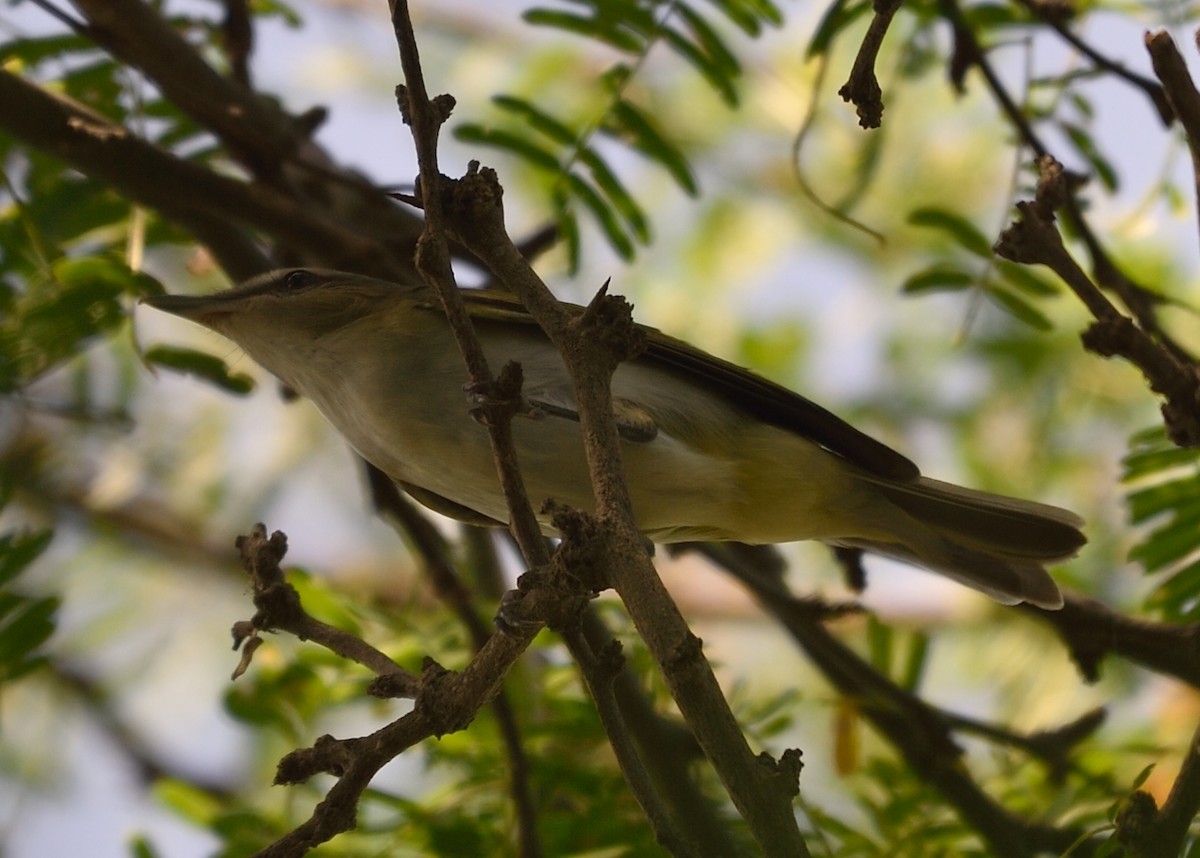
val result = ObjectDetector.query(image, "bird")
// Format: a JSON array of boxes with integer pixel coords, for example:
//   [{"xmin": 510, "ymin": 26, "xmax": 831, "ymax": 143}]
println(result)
[{"xmin": 142, "ymin": 268, "xmax": 1085, "ymax": 609}]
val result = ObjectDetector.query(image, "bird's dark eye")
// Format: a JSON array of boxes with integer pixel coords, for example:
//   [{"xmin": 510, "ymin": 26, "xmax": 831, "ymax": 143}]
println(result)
[{"xmin": 282, "ymin": 269, "xmax": 318, "ymax": 291}]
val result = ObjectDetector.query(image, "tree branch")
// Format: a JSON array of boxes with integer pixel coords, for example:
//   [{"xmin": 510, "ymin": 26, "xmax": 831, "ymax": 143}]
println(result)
[
  {"xmin": 1022, "ymin": 593, "xmax": 1200, "ymax": 687},
  {"xmin": 1137, "ymin": 719, "xmax": 1200, "ymax": 855},
  {"xmin": 1145, "ymin": 30, "xmax": 1200, "ymax": 263},
  {"xmin": 1012, "ymin": 0, "xmax": 1172, "ymax": 125},
  {"xmin": 0, "ymin": 70, "xmax": 413, "ymax": 281},
  {"xmin": 233, "ymin": 524, "xmax": 416, "ymax": 685},
  {"xmin": 687, "ymin": 543, "xmax": 1099, "ymax": 857},
  {"xmin": 994, "ymin": 156, "xmax": 1200, "ymax": 447},
  {"xmin": 838, "ymin": 0, "xmax": 906, "ymax": 128},
  {"xmin": 364, "ymin": 467, "xmax": 543, "ymax": 858},
  {"xmin": 444, "ymin": 165, "xmax": 810, "ymax": 856},
  {"xmin": 939, "ymin": 0, "xmax": 1184, "ymax": 355},
  {"xmin": 242, "ymin": 522, "xmax": 581, "ymax": 858}
]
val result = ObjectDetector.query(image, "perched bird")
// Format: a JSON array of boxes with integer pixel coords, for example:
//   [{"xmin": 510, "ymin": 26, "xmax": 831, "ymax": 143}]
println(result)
[{"xmin": 143, "ymin": 268, "xmax": 1084, "ymax": 609}]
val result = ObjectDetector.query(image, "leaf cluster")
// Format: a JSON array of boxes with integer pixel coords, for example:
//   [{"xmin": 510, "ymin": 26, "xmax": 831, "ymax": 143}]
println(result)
[{"xmin": 456, "ymin": 0, "xmax": 782, "ymax": 268}]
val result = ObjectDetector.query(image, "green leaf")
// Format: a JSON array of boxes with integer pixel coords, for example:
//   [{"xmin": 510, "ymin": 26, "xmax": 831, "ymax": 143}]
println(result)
[
  {"xmin": 705, "ymin": 0, "xmax": 767, "ymax": 35},
  {"xmin": 1069, "ymin": 91, "xmax": 1095, "ymax": 120},
  {"xmin": 1062, "ymin": 122, "xmax": 1119, "ymax": 192},
  {"xmin": 900, "ymin": 632, "xmax": 929, "ymax": 692},
  {"xmin": 1184, "ymin": 835, "xmax": 1200, "ymax": 858},
  {"xmin": 575, "ymin": 148, "xmax": 650, "ymax": 242},
  {"xmin": 0, "ymin": 595, "xmax": 59, "ymax": 681},
  {"xmin": 742, "ymin": 0, "xmax": 785, "ymax": 26},
  {"xmin": 807, "ymin": 0, "xmax": 872, "ymax": 58},
  {"xmin": 554, "ymin": 189, "xmax": 583, "ymax": 274},
  {"xmin": 565, "ymin": 174, "xmax": 635, "ymax": 259},
  {"xmin": 0, "ymin": 255, "xmax": 156, "ymax": 388},
  {"xmin": 453, "ymin": 125, "xmax": 562, "ymax": 173},
  {"xmin": 1127, "ymin": 476, "xmax": 1200, "ymax": 523},
  {"xmin": 0, "ymin": 32, "xmax": 99, "ymax": 67},
  {"xmin": 127, "ymin": 835, "xmax": 161, "ymax": 858},
  {"xmin": 901, "ymin": 267, "xmax": 974, "ymax": 294},
  {"xmin": 661, "ymin": 24, "xmax": 739, "ymax": 106},
  {"xmin": 1129, "ymin": 510, "xmax": 1200, "ymax": 571},
  {"xmin": 962, "ymin": 3, "xmax": 1028, "ymax": 27},
  {"xmin": 866, "ymin": 615, "xmax": 892, "ymax": 675},
  {"xmin": 908, "ymin": 207, "xmax": 994, "ymax": 257},
  {"xmin": 55, "ymin": 255, "xmax": 165, "ymax": 299},
  {"xmin": 606, "ymin": 100, "xmax": 699, "ymax": 195},
  {"xmin": 1131, "ymin": 764, "xmax": 1156, "ymax": 790},
  {"xmin": 154, "ymin": 779, "xmax": 223, "ymax": 826},
  {"xmin": 676, "ymin": 4, "xmax": 742, "ymax": 81},
  {"xmin": 143, "ymin": 346, "xmax": 256, "ymax": 395},
  {"xmin": 1147, "ymin": 560, "xmax": 1200, "ymax": 619},
  {"xmin": 1122, "ymin": 445, "xmax": 1200, "ymax": 481},
  {"xmin": 0, "ymin": 530, "xmax": 53, "ymax": 586},
  {"xmin": 988, "ymin": 286, "xmax": 1054, "ymax": 330},
  {"xmin": 522, "ymin": 9, "xmax": 645, "ymax": 52},
  {"xmin": 997, "ymin": 260, "xmax": 1059, "ymax": 296},
  {"xmin": 492, "ymin": 95, "xmax": 579, "ymax": 147}
]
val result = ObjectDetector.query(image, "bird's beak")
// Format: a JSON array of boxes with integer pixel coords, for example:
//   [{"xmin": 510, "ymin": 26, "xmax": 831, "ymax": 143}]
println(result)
[
  {"xmin": 140, "ymin": 292, "xmax": 238, "ymax": 329},
  {"xmin": 141, "ymin": 293, "xmax": 217, "ymax": 316}
]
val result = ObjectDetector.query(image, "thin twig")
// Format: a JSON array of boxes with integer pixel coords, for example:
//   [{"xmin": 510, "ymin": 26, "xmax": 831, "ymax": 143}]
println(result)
[
  {"xmin": 389, "ymin": 0, "xmax": 549, "ymax": 567},
  {"xmin": 220, "ymin": 0, "xmax": 254, "ymax": 89},
  {"xmin": 1145, "ymin": 31, "xmax": 1200, "ymax": 261},
  {"xmin": 1012, "ymin": 0, "xmax": 1172, "ymax": 125},
  {"xmin": 446, "ymin": 165, "xmax": 811, "ymax": 856},
  {"xmin": 364, "ymin": 466, "xmax": 542, "ymax": 858},
  {"xmin": 838, "ymin": 0, "xmax": 906, "ymax": 128},
  {"xmin": 688, "ymin": 543, "xmax": 1098, "ymax": 857},
  {"xmin": 939, "ymin": 0, "xmax": 1182, "ymax": 350},
  {"xmin": 994, "ymin": 156, "xmax": 1200, "ymax": 446},
  {"xmin": 234, "ymin": 525, "xmax": 415, "ymax": 685},
  {"xmin": 0, "ymin": 71, "xmax": 405, "ymax": 280}
]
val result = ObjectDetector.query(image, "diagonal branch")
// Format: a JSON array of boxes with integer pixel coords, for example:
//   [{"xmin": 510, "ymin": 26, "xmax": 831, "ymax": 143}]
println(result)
[
  {"xmin": 446, "ymin": 165, "xmax": 810, "ymax": 856},
  {"xmin": 1021, "ymin": 592, "xmax": 1200, "ymax": 686},
  {"xmin": 690, "ymin": 544, "xmax": 1098, "ymax": 857},
  {"xmin": 1145, "ymin": 30, "xmax": 1200, "ymax": 263},
  {"xmin": 1011, "ymin": 0, "xmax": 1172, "ymax": 125},
  {"xmin": 0, "ymin": 70, "xmax": 413, "ymax": 281},
  {"xmin": 363, "ymin": 468, "xmax": 542, "ymax": 858},
  {"xmin": 233, "ymin": 524, "xmax": 415, "ymax": 685},
  {"xmin": 939, "ymin": 0, "xmax": 1183, "ymax": 353},
  {"xmin": 994, "ymin": 156, "xmax": 1200, "ymax": 447},
  {"xmin": 389, "ymin": 3, "xmax": 809, "ymax": 852},
  {"xmin": 1135, "ymin": 719, "xmax": 1200, "ymax": 855},
  {"xmin": 389, "ymin": 0, "xmax": 549, "ymax": 567}
]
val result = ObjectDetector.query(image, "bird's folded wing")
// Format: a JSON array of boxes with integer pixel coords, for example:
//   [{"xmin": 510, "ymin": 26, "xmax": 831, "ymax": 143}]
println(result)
[{"xmin": 453, "ymin": 289, "xmax": 920, "ymax": 482}]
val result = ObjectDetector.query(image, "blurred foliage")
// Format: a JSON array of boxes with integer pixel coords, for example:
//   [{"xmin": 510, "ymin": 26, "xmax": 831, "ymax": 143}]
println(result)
[
  {"xmin": 1124, "ymin": 426, "xmax": 1200, "ymax": 621},
  {"xmin": 1, "ymin": 0, "xmax": 1199, "ymax": 855},
  {"xmin": 0, "ymin": 480, "xmax": 57, "ymax": 684},
  {"xmin": 455, "ymin": 0, "xmax": 788, "ymax": 269}
]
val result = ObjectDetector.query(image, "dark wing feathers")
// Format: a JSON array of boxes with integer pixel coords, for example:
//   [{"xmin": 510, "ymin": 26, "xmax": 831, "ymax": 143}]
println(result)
[{"xmin": 456, "ymin": 289, "xmax": 920, "ymax": 482}]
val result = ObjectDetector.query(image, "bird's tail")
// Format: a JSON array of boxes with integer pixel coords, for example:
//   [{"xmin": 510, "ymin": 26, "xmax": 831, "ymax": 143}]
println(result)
[{"xmin": 844, "ymin": 476, "xmax": 1085, "ymax": 609}]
